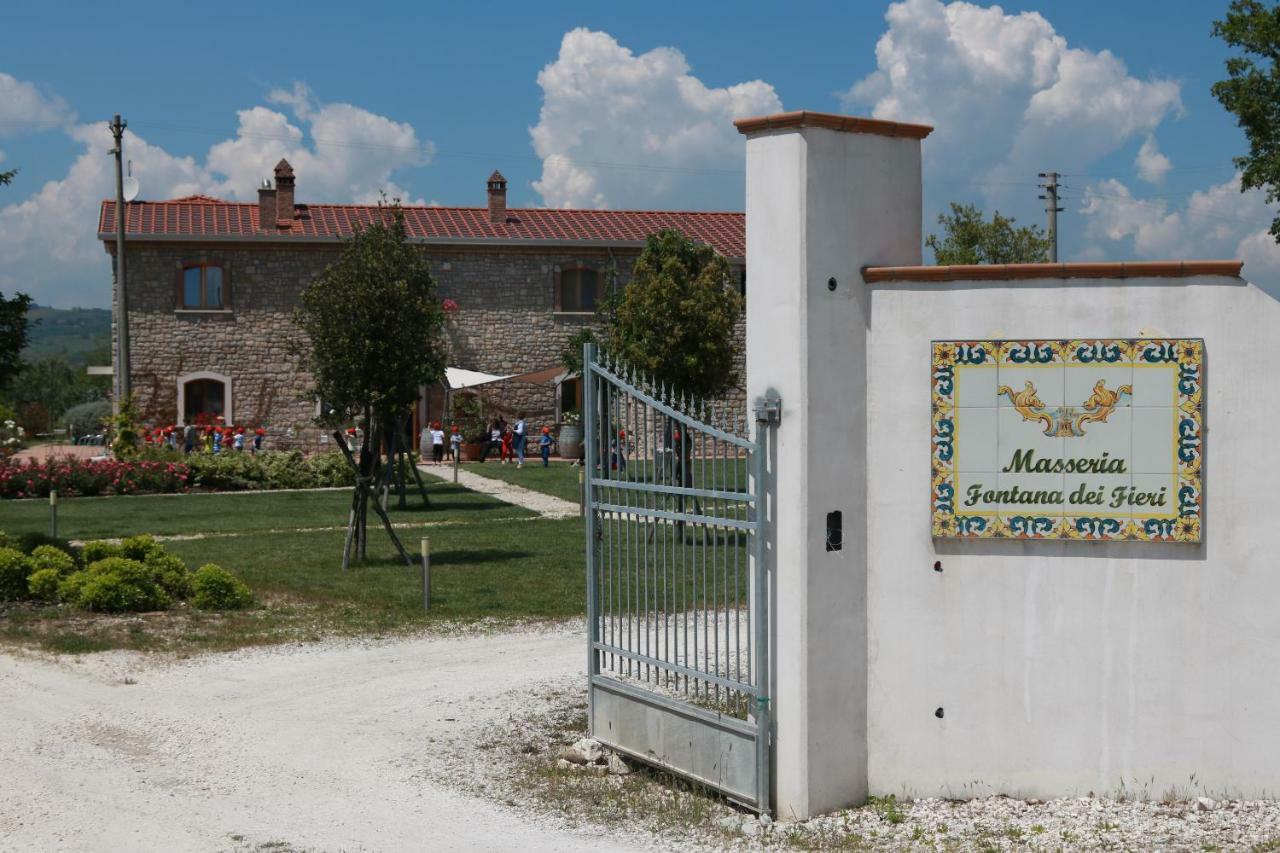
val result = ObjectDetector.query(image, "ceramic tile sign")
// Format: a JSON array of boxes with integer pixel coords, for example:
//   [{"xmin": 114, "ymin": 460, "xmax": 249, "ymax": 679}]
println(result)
[{"xmin": 931, "ymin": 339, "xmax": 1203, "ymax": 542}]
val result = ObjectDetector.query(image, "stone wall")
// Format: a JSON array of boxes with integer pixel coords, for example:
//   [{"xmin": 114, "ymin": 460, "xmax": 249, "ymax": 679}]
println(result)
[{"xmin": 113, "ymin": 240, "xmax": 748, "ymax": 452}]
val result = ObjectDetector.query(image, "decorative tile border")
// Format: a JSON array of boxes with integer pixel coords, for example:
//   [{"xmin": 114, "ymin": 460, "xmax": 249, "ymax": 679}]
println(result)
[{"xmin": 931, "ymin": 338, "xmax": 1203, "ymax": 542}]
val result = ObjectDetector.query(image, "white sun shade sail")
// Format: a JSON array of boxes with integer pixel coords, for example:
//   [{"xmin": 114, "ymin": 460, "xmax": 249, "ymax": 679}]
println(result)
[{"xmin": 444, "ymin": 365, "xmax": 566, "ymax": 390}]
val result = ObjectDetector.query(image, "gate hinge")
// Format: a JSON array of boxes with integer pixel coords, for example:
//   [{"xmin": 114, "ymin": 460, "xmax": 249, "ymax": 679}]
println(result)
[{"xmin": 753, "ymin": 395, "xmax": 781, "ymax": 426}]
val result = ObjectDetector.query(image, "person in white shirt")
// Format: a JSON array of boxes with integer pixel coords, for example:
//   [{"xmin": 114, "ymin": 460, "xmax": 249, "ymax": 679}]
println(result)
[{"xmin": 429, "ymin": 422, "xmax": 445, "ymax": 464}]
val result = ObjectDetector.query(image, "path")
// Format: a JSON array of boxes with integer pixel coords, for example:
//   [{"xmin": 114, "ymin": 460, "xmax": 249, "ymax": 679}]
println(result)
[
  {"xmin": 0, "ymin": 625, "xmax": 648, "ymax": 853},
  {"xmin": 419, "ymin": 465, "xmax": 580, "ymax": 519}
]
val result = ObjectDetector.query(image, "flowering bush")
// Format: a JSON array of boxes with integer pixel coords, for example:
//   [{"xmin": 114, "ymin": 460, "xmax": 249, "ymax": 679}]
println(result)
[
  {"xmin": 0, "ymin": 456, "xmax": 189, "ymax": 499},
  {"xmin": 1, "ymin": 419, "xmax": 24, "ymax": 459}
]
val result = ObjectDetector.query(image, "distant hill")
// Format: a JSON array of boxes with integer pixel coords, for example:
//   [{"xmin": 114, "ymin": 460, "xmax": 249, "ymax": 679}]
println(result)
[{"xmin": 22, "ymin": 305, "xmax": 112, "ymax": 366}]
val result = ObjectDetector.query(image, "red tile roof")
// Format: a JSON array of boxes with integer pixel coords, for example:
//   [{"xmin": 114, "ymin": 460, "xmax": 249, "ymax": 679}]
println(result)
[{"xmin": 99, "ymin": 198, "xmax": 746, "ymax": 258}]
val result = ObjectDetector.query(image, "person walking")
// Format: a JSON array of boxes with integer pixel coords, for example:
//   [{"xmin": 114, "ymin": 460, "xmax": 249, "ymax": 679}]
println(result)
[
  {"xmin": 183, "ymin": 423, "xmax": 197, "ymax": 454},
  {"xmin": 539, "ymin": 426, "xmax": 553, "ymax": 467},
  {"xmin": 429, "ymin": 421, "xmax": 445, "ymax": 464},
  {"xmin": 513, "ymin": 412, "xmax": 527, "ymax": 468}
]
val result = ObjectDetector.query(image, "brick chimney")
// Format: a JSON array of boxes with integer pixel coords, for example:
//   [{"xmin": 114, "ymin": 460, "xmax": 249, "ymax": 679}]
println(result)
[
  {"xmin": 487, "ymin": 170, "xmax": 507, "ymax": 223},
  {"xmin": 257, "ymin": 178, "xmax": 277, "ymax": 229},
  {"xmin": 274, "ymin": 159, "xmax": 295, "ymax": 223}
]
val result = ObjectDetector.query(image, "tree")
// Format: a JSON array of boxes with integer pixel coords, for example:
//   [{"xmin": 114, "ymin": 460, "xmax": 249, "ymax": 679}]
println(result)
[
  {"xmin": 925, "ymin": 203, "xmax": 1051, "ymax": 264},
  {"xmin": 295, "ymin": 203, "xmax": 447, "ymax": 566},
  {"xmin": 560, "ymin": 229, "xmax": 743, "ymax": 502},
  {"xmin": 0, "ymin": 292, "xmax": 32, "ymax": 392},
  {"xmin": 606, "ymin": 229, "xmax": 743, "ymax": 398},
  {"xmin": 0, "ymin": 169, "xmax": 15, "ymax": 186},
  {"xmin": 1212, "ymin": 0, "xmax": 1280, "ymax": 241}
]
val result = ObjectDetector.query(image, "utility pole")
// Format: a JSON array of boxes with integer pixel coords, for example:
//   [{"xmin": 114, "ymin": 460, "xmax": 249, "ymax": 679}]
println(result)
[
  {"xmin": 109, "ymin": 114, "xmax": 130, "ymax": 413},
  {"xmin": 1037, "ymin": 171, "xmax": 1063, "ymax": 262}
]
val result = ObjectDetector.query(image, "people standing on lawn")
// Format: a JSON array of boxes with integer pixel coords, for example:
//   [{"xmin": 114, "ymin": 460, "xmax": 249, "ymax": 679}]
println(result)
[
  {"xmin": 449, "ymin": 425, "xmax": 462, "ymax": 461},
  {"xmin": 499, "ymin": 422, "xmax": 513, "ymax": 464},
  {"xmin": 183, "ymin": 423, "xmax": 197, "ymax": 454},
  {"xmin": 539, "ymin": 426, "xmax": 553, "ymax": 467},
  {"xmin": 513, "ymin": 413, "xmax": 527, "ymax": 468},
  {"xmin": 253, "ymin": 427, "xmax": 265, "ymax": 452},
  {"xmin": 481, "ymin": 418, "xmax": 502, "ymax": 462},
  {"xmin": 430, "ymin": 421, "xmax": 445, "ymax": 464}
]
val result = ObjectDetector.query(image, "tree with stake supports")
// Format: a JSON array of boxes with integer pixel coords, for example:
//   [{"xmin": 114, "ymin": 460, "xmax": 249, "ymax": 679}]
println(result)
[{"xmin": 294, "ymin": 200, "xmax": 447, "ymax": 569}]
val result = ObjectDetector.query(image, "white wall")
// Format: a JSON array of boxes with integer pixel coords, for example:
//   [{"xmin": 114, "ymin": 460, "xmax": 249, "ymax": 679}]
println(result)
[{"xmin": 866, "ymin": 275, "xmax": 1280, "ymax": 799}]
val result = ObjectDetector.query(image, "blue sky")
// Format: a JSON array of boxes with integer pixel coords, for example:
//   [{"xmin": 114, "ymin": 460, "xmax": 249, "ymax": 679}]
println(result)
[{"xmin": 2, "ymin": 0, "xmax": 1277, "ymax": 307}]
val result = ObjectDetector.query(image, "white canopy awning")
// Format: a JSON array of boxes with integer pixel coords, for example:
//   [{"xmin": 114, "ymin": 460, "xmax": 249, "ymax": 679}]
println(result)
[
  {"xmin": 444, "ymin": 367, "xmax": 509, "ymax": 390},
  {"xmin": 443, "ymin": 365, "xmax": 567, "ymax": 390}
]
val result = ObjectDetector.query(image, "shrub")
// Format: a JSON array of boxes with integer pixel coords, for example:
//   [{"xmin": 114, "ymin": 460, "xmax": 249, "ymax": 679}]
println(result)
[
  {"xmin": 144, "ymin": 551, "xmax": 192, "ymax": 600},
  {"xmin": 15, "ymin": 532, "xmax": 78, "ymax": 559},
  {"xmin": 57, "ymin": 570, "xmax": 91, "ymax": 604},
  {"xmin": 0, "ymin": 548, "xmax": 33, "ymax": 601},
  {"xmin": 30, "ymin": 544, "xmax": 77, "ymax": 576},
  {"xmin": 81, "ymin": 541, "xmax": 120, "ymax": 564},
  {"xmin": 119, "ymin": 534, "xmax": 162, "ymax": 562},
  {"xmin": 190, "ymin": 564, "xmax": 254, "ymax": 611},
  {"xmin": 27, "ymin": 568, "xmax": 61, "ymax": 602},
  {"xmin": 63, "ymin": 400, "xmax": 111, "ymax": 438},
  {"xmin": 75, "ymin": 557, "xmax": 170, "ymax": 612}
]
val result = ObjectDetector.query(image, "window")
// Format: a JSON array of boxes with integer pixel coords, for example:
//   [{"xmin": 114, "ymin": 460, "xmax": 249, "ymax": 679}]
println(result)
[
  {"xmin": 180, "ymin": 263, "xmax": 226, "ymax": 309},
  {"xmin": 556, "ymin": 267, "xmax": 602, "ymax": 313},
  {"xmin": 183, "ymin": 378, "xmax": 226, "ymax": 423}
]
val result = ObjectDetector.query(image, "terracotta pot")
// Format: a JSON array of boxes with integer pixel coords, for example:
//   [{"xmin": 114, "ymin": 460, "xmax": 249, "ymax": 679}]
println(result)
[{"xmin": 461, "ymin": 442, "xmax": 487, "ymax": 462}]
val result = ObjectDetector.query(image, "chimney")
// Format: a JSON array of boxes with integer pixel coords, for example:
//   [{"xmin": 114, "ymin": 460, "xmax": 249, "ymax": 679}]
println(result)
[
  {"xmin": 274, "ymin": 159, "xmax": 296, "ymax": 223},
  {"xmin": 257, "ymin": 178, "xmax": 277, "ymax": 230},
  {"xmin": 487, "ymin": 170, "xmax": 507, "ymax": 224}
]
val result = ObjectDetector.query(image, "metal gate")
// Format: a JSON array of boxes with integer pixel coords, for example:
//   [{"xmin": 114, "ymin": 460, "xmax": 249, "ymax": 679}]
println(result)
[{"xmin": 583, "ymin": 344, "xmax": 772, "ymax": 813}]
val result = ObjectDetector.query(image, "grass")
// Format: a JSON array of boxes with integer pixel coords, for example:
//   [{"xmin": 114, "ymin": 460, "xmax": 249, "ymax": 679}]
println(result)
[
  {"xmin": 462, "ymin": 461, "xmax": 585, "ymax": 503},
  {"xmin": 0, "ymin": 482, "xmax": 584, "ymax": 654},
  {"xmin": 1, "ymin": 483, "xmax": 531, "ymax": 539}
]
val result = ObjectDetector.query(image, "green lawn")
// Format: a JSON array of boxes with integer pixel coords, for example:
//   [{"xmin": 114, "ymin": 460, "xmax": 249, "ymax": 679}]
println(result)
[
  {"xmin": 0, "ymin": 482, "xmax": 583, "ymax": 655},
  {"xmin": 1, "ymin": 483, "xmax": 531, "ymax": 540},
  {"xmin": 462, "ymin": 461, "xmax": 585, "ymax": 503}
]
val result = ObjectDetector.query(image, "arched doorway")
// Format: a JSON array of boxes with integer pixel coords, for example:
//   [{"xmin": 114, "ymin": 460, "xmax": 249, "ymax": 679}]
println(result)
[{"xmin": 177, "ymin": 372, "xmax": 232, "ymax": 424}]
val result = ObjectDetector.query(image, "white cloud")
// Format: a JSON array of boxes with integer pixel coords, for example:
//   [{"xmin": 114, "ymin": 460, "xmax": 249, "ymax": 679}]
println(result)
[
  {"xmin": 844, "ymin": 0, "xmax": 1182, "ymax": 194},
  {"xmin": 1080, "ymin": 175, "xmax": 1280, "ymax": 294},
  {"xmin": 209, "ymin": 83, "xmax": 432, "ymax": 204},
  {"xmin": 0, "ymin": 72, "xmax": 75, "ymax": 136},
  {"xmin": 1135, "ymin": 136, "xmax": 1172, "ymax": 185},
  {"xmin": 0, "ymin": 78, "xmax": 432, "ymax": 307},
  {"xmin": 529, "ymin": 28, "xmax": 781, "ymax": 209}
]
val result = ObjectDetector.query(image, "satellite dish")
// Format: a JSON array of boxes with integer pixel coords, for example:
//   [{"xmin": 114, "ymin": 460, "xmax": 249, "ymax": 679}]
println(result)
[{"xmin": 122, "ymin": 176, "xmax": 140, "ymax": 203}]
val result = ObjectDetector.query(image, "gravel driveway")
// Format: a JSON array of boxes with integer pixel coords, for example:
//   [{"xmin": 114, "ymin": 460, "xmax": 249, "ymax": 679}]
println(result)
[{"xmin": 0, "ymin": 624, "xmax": 647, "ymax": 853}]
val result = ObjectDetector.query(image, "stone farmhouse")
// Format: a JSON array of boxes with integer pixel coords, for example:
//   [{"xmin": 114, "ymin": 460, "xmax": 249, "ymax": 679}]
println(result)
[{"xmin": 98, "ymin": 161, "xmax": 745, "ymax": 449}]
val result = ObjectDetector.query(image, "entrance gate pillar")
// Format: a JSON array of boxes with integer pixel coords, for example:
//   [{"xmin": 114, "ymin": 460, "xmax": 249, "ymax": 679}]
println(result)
[{"xmin": 736, "ymin": 111, "xmax": 932, "ymax": 818}]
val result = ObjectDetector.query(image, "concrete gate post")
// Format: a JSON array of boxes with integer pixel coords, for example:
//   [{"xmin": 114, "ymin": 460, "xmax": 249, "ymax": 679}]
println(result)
[{"xmin": 737, "ymin": 111, "xmax": 931, "ymax": 819}]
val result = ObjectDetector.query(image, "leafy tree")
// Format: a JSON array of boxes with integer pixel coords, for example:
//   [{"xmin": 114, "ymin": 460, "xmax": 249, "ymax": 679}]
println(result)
[
  {"xmin": 0, "ymin": 292, "xmax": 32, "ymax": 392},
  {"xmin": 559, "ymin": 229, "xmax": 743, "ymax": 496},
  {"xmin": 3, "ymin": 355, "xmax": 110, "ymax": 433},
  {"xmin": 294, "ymin": 202, "xmax": 447, "ymax": 565},
  {"xmin": 926, "ymin": 203, "xmax": 1051, "ymax": 264},
  {"xmin": 1212, "ymin": 0, "xmax": 1280, "ymax": 241},
  {"xmin": 0, "ymin": 169, "xmax": 14, "ymax": 186},
  {"xmin": 572, "ymin": 229, "xmax": 743, "ymax": 398}
]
